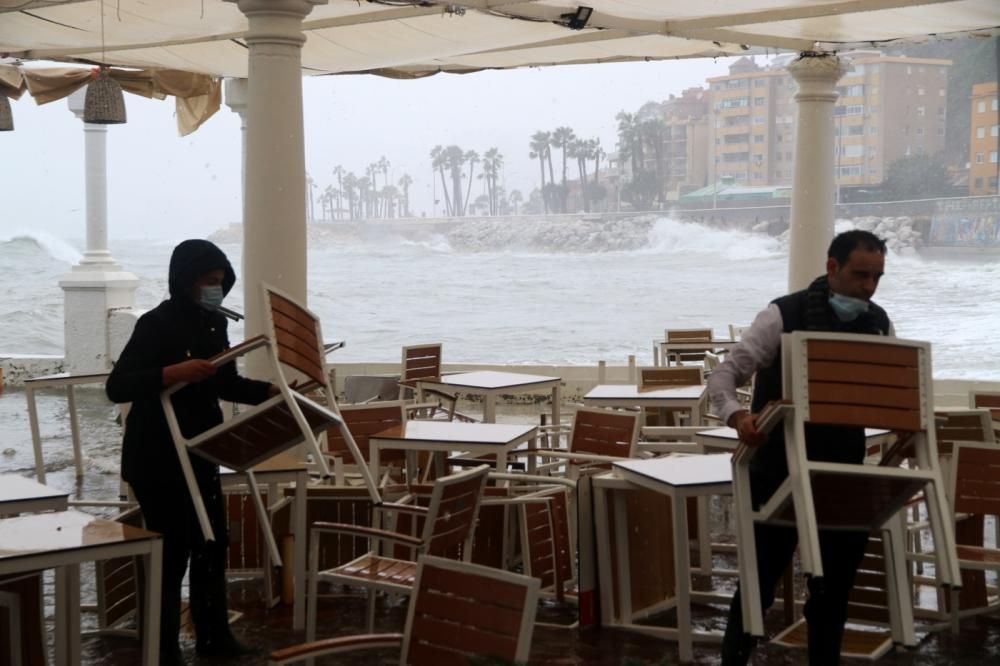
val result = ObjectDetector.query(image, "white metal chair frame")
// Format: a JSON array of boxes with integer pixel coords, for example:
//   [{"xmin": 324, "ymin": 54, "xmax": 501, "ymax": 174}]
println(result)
[
  {"xmin": 733, "ymin": 331, "xmax": 961, "ymax": 638},
  {"xmin": 161, "ymin": 283, "xmax": 380, "ymax": 565}
]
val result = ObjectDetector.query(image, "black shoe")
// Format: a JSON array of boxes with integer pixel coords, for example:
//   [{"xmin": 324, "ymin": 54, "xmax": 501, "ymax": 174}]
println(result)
[{"xmin": 195, "ymin": 635, "xmax": 261, "ymax": 658}]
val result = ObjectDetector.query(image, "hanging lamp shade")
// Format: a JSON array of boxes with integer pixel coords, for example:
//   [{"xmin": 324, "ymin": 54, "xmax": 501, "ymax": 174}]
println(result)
[
  {"xmin": 84, "ymin": 69, "xmax": 126, "ymax": 124},
  {"xmin": 0, "ymin": 94, "xmax": 12, "ymax": 131}
]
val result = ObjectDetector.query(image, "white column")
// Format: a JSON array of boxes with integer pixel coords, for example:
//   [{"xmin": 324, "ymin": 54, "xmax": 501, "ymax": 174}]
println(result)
[
  {"xmin": 59, "ymin": 89, "xmax": 138, "ymax": 375},
  {"xmin": 787, "ymin": 53, "xmax": 848, "ymax": 292},
  {"xmin": 230, "ymin": 0, "xmax": 323, "ymax": 377}
]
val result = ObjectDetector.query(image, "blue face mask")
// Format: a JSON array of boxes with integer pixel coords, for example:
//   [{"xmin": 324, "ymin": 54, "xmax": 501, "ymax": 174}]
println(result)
[
  {"xmin": 200, "ymin": 285, "xmax": 224, "ymax": 309},
  {"xmin": 829, "ymin": 292, "xmax": 869, "ymax": 322}
]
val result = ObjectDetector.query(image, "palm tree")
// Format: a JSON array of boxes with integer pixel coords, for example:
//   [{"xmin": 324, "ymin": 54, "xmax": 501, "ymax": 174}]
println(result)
[
  {"xmin": 462, "ymin": 149, "xmax": 479, "ymax": 216},
  {"xmin": 551, "ymin": 126, "xmax": 576, "ymax": 213},
  {"xmin": 378, "ymin": 156, "xmax": 390, "ymax": 215},
  {"xmin": 591, "ymin": 138, "xmax": 605, "ymax": 187},
  {"xmin": 398, "ymin": 173, "xmax": 413, "ymax": 217},
  {"xmin": 342, "ymin": 172, "xmax": 358, "ymax": 220},
  {"xmin": 481, "ymin": 147, "xmax": 503, "ymax": 215},
  {"xmin": 528, "ymin": 131, "xmax": 551, "ymax": 214},
  {"xmin": 381, "ymin": 184, "xmax": 399, "ymax": 218},
  {"xmin": 508, "ymin": 189, "xmax": 523, "ymax": 215},
  {"xmin": 358, "ymin": 175, "xmax": 372, "ymax": 218},
  {"xmin": 333, "ymin": 165, "xmax": 345, "ymax": 220},
  {"xmin": 568, "ymin": 138, "xmax": 589, "ymax": 212},
  {"xmin": 305, "ymin": 173, "xmax": 317, "ymax": 221},
  {"xmin": 430, "ymin": 145, "xmax": 452, "ymax": 216},
  {"xmin": 444, "ymin": 145, "xmax": 466, "ymax": 217}
]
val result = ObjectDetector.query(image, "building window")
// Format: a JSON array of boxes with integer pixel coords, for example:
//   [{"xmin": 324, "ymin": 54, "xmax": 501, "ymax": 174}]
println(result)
[
  {"xmin": 939, "ymin": 88, "xmax": 945, "ymax": 97},
  {"xmin": 905, "ymin": 146, "xmax": 911, "ymax": 156},
  {"xmin": 976, "ymin": 152, "xmax": 984, "ymax": 163},
  {"xmin": 837, "ymin": 165, "xmax": 862, "ymax": 177},
  {"xmin": 843, "ymin": 144, "xmax": 865, "ymax": 158},
  {"xmin": 720, "ymin": 97, "xmax": 750, "ymax": 108},
  {"xmin": 917, "ymin": 87, "xmax": 925, "ymax": 96},
  {"xmin": 754, "ymin": 97, "xmax": 765, "ymax": 106},
  {"xmin": 753, "ymin": 134, "xmax": 764, "ymax": 143},
  {"xmin": 834, "ymin": 105, "xmax": 865, "ymax": 116},
  {"xmin": 993, "ymin": 98, "xmax": 998, "ymax": 111},
  {"xmin": 916, "ymin": 145, "xmax": 925, "ymax": 155},
  {"xmin": 978, "ymin": 127, "xmax": 986, "ymax": 139},
  {"xmin": 869, "ymin": 147, "xmax": 878, "ymax": 158},
  {"xmin": 991, "ymin": 151, "xmax": 998, "ymax": 163},
  {"xmin": 848, "ymin": 125, "xmax": 865, "ymax": 136},
  {"xmin": 906, "ymin": 66, "xmax": 912, "ymax": 74},
  {"xmin": 916, "ymin": 106, "xmax": 925, "ymax": 116},
  {"xmin": 870, "ymin": 126, "xmax": 878, "ymax": 135},
  {"xmin": 854, "ymin": 64, "xmax": 865, "ymax": 75},
  {"xmin": 869, "ymin": 168, "xmax": 878, "ymax": 175},
  {"xmin": 916, "ymin": 127, "xmax": 924, "ymax": 136},
  {"xmin": 990, "ymin": 177, "xmax": 999, "ymax": 190},
  {"xmin": 938, "ymin": 107, "xmax": 946, "ymax": 118},
  {"xmin": 992, "ymin": 125, "xmax": 999, "ymax": 137},
  {"xmin": 869, "ymin": 105, "xmax": 878, "ymax": 114},
  {"xmin": 837, "ymin": 84, "xmax": 865, "ymax": 97},
  {"xmin": 975, "ymin": 177, "xmax": 984, "ymax": 189},
  {"xmin": 937, "ymin": 127, "xmax": 945, "ymax": 136},
  {"xmin": 978, "ymin": 100, "xmax": 986, "ymax": 113},
  {"xmin": 754, "ymin": 79, "xmax": 766, "ymax": 88},
  {"xmin": 753, "ymin": 116, "xmax": 765, "ymax": 125}
]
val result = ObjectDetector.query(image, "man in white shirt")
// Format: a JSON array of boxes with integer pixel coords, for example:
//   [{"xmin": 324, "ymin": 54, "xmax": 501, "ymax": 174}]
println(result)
[{"xmin": 709, "ymin": 230, "xmax": 893, "ymax": 665}]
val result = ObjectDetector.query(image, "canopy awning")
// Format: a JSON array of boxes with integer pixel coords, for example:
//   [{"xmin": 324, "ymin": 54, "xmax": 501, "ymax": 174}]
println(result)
[{"xmin": 2, "ymin": 1, "xmax": 998, "ymax": 78}]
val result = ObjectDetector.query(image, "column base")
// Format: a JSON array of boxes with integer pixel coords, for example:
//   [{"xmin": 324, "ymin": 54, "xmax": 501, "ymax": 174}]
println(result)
[{"xmin": 59, "ymin": 269, "xmax": 140, "ymax": 375}]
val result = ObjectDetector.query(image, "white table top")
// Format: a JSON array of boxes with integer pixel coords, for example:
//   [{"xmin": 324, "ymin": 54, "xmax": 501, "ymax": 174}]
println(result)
[
  {"xmin": 585, "ymin": 384, "xmax": 705, "ymax": 401},
  {"xmin": 696, "ymin": 426, "xmax": 892, "ymax": 441},
  {"xmin": 373, "ymin": 421, "xmax": 537, "ymax": 445},
  {"xmin": 424, "ymin": 370, "xmax": 559, "ymax": 390},
  {"xmin": 24, "ymin": 372, "xmax": 109, "ymax": 386},
  {"xmin": 0, "ymin": 510, "xmax": 159, "ymax": 561},
  {"xmin": 0, "ymin": 474, "xmax": 70, "ymax": 505},
  {"xmin": 613, "ymin": 454, "xmax": 733, "ymax": 488}
]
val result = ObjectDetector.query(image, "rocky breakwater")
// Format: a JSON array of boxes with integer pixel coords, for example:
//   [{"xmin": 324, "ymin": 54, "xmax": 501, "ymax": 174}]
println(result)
[
  {"xmin": 446, "ymin": 215, "xmax": 657, "ymax": 253},
  {"xmin": 775, "ymin": 215, "xmax": 922, "ymax": 254}
]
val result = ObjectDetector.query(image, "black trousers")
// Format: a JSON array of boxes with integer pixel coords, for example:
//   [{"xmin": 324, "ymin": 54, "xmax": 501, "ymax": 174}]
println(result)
[{"xmin": 131, "ymin": 470, "xmax": 233, "ymax": 654}]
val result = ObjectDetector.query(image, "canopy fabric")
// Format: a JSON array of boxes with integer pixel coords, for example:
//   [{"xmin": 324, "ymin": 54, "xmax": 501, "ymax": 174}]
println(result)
[
  {"xmin": 2, "ymin": 1, "xmax": 998, "ymax": 79},
  {"xmin": 3, "ymin": 64, "xmax": 221, "ymax": 135}
]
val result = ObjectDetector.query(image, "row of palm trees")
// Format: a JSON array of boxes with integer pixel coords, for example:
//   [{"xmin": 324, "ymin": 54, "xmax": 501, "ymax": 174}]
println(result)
[
  {"xmin": 528, "ymin": 127, "xmax": 607, "ymax": 214},
  {"xmin": 429, "ymin": 145, "xmax": 510, "ymax": 217},
  {"xmin": 308, "ymin": 158, "xmax": 413, "ymax": 221}
]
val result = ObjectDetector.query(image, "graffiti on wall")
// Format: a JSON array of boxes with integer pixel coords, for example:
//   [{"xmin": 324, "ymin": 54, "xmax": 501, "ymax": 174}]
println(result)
[{"xmin": 930, "ymin": 197, "xmax": 1000, "ymax": 246}]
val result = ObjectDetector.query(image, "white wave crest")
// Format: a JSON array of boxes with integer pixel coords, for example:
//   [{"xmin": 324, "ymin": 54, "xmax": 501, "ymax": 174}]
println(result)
[
  {"xmin": 644, "ymin": 216, "xmax": 784, "ymax": 261},
  {"xmin": 0, "ymin": 229, "xmax": 83, "ymax": 264}
]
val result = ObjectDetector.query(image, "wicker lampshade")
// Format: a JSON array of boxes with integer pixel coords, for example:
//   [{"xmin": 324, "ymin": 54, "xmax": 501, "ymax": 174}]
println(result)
[
  {"xmin": 84, "ymin": 69, "xmax": 127, "ymax": 124},
  {"xmin": 0, "ymin": 94, "xmax": 12, "ymax": 132}
]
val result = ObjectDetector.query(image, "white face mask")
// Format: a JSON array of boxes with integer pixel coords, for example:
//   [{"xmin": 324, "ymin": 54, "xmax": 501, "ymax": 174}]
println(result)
[
  {"xmin": 200, "ymin": 285, "xmax": 224, "ymax": 309},
  {"xmin": 829, "ymin": 292, "xmax": 869, "ymax": 321}
]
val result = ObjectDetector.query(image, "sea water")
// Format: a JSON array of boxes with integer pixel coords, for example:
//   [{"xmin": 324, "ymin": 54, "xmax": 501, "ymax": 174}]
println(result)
[{"xmin": 2, "ymin": 217, "xmax": 999, "ymax": 379}]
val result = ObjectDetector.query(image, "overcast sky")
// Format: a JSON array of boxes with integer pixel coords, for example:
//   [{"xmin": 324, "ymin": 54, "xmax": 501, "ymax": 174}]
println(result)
[{"xmin": 2, "ymin": 57, "xmax": 740, "ymax": 243}]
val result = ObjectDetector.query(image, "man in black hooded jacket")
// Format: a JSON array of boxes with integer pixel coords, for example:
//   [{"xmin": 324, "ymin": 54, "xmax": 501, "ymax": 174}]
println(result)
[
  {"xmin": 708, "ymin": 230, "xmax": 894, "ymax": 665},
  {"xmin": 107, "ymin": 239, "xmax": 273, "ymax": 664}
]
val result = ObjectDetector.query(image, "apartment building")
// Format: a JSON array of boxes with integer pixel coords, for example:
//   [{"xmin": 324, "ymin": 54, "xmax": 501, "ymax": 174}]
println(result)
[
  {"xmin": 969, "ymin": 82, "xmax": 999, "ymax": 195},
  {"xmin": 707, "ymin": 53, "xmax": 951, "ymax": 188}
]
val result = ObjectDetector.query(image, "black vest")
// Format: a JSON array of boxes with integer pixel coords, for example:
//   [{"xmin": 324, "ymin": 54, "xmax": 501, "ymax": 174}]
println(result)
[{"xmin": 746, "ymin": 275, "xmax": 891, "ymax": 507}]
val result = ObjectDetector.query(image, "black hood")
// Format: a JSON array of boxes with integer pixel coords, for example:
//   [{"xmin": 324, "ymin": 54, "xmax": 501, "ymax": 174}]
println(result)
[{"xmin": 167, "ymin": 239, "xmax": 236, "ymax": 302}]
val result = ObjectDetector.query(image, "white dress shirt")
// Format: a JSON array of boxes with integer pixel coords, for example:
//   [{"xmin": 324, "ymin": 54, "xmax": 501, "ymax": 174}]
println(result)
[{"xmin": 708, "ymin": 303, "xmax": 896, "ymax": 426}]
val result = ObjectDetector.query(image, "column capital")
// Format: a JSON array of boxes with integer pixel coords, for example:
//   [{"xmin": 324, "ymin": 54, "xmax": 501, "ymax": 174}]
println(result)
[
  {"xmin": 228, "ymin": 0, "xmax": 326, "ymax": 20},
  {"xmin": 224, "ymin": 77, "xmax": 249, "ymax": 116},
  {"xmin": 788, "ymin": 52, "xmax": 848, "ymax": 103}
]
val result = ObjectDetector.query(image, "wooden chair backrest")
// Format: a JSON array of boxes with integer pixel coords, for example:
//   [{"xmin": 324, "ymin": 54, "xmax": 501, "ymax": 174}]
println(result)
[
  {"xmin": 521, "ymin": 490, "xmax": 573, "ymax": 595},
  {"xmin": 265, "ymin": 287, "xmax": 327, "ymax": 389},
  {"xmin": 327, "ymin": 402, "xmax": 406, "ymax": 464},
  {"xmin": 970, "ymin": 391, "xmax": 1000, "ymax": 426},
  {"xmin": 951, "ymin": 443, "xmax": 1000, "ymax": 517},
  {"xmin": 639, "ymin": 366, "xmax": 704, "ymax": 388},
  {"xmin": 569, "ymin": 407, "xmax": 640, "ymax": 458},
  {"xmin": 401, "ymin": 344, "xmax": 443, "ymax": 384},
  {"xmin": 790, "ymin": 333, "xmax": 927, "ymax": 432},
  {"xmin": 935, "ymin": 409, "xmax": 996, "ymax": 451},
  {"xmin": 846, "ymin": 534, "xmax": 893, "ymax": 625},
  {"xmin": 401, "ymin": 555, "xmax": 539, "ymax": 665},
  {"xmin": 422, "ymin": 465, "xmax": 489, "ymax": 557},
  {"xmin": 665, "ymin": 328, "xmax": 713, "ymax": 342}
]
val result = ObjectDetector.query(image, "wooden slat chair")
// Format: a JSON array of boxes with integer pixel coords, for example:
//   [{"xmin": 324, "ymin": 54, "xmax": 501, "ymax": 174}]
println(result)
[
  {"xmin": 733, "ymin": 331, "xmax": 961, "ymax": 639},
  {"xmin": 927, "ymin": 442, "xmax": 1000, "ymax": 624},
  {"xmin": 520, "ymin": 406, "xmax": 641, "ymax": 479},
  {"xmin": 90, "ymin": 506, "xmax": 145, "ymax": 638},
  {"xmin": 906, "ymin": 408, "xmax": 996, "ymax": 579},
  {"xmin": 325, "ymin": 401, "xmax": 410, "ymax": 487},
  {"xmin": 0, "ymin": 572, "xmax": 45, "ymax": 666},
  {"xmin": 161, "ymin": 283, "xmax": 380, "ymax": 567},
  {"xmin": 771, "ymin": 531, "xmax": 916, "ymax": 660},
  {"xmin": 639, "ymin": 366, "xmax": 705, "ymax": 427},
  {"xmin": 518, "ymin": 487, "xmax": 579, "ymax": 628},
  {"xmin": 664, "ymin": 327, "xmax": 715, "ymax": 366},
  {"xmin": 970, "ymin": 390, "xmax": 1000, "ymax": 440},
  {"xmin": 397, "ymin": 343, "xmax": 464, "ymax": 421},
  {"xmin": 269, "ymin": 555, "xmax": 540, "ymax": 665},
  {"xmin": 305, "ymin": 465, "xmax": 490, "ymax": 639}
]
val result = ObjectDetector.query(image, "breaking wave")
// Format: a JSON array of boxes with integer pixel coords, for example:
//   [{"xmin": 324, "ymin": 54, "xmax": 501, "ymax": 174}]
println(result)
[{"xmin": 0, "ymin": 230, "xmax": 83, "ymax": 264}]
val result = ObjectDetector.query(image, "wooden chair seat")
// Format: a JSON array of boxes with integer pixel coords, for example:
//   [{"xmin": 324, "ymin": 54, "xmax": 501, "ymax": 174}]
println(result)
[
  {"xmin": 330, "ymin": 554, "xmax": 418, "ymax": 590},
  {"xmin": 772, "ymin": 618, "xmax": 893, "ymax": 661}
]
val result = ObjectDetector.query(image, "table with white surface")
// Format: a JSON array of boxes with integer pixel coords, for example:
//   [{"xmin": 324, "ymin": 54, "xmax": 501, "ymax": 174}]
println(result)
[
  {"xmin": 370, "ymin": 421, "xmax": 538, "ymax": 482},
  {"xmin": 416, "ymin": 370, "xmax": 561, "ymax": 424},
  {"xmin": 0, "ymin": 474, "xmax": 70, "ymax": 515},
  {"xmin": 694, "ymin": 426, "xmax": 893, "ymax": 452},
  {"xmin": 220, "ymin": 452, "xmax": 309, "ymax": 630},
  {"xmin": 592, "ymin": 454, "xmax": 733, "ymax": 662},
  {"xmin": 583, "ymin": 384, "xmax": 708, "ymax": 426},
  {"xmin": 0, "ymin": 509, "xmax": 162, "ymax": 665}
]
